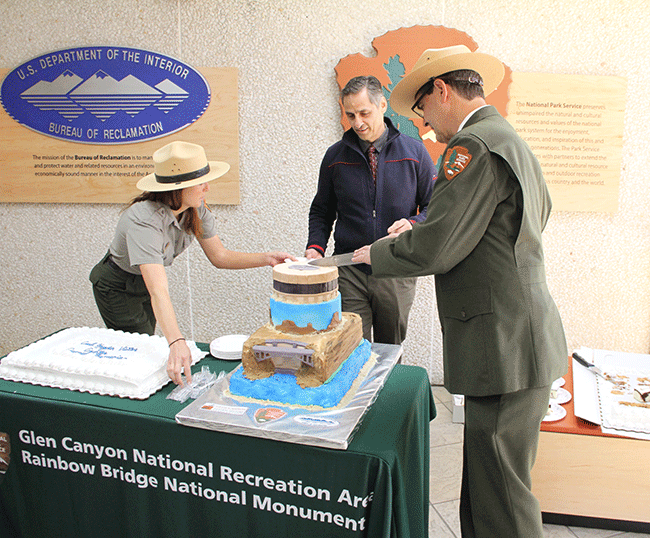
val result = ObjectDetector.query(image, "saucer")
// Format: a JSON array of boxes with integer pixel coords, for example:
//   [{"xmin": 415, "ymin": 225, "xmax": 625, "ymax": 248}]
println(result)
[
  {"xmin": 543, "ymin": 402, "xmax": 567, "ymax": 422},
  {"xmin": 209, "ymin": 335, "xmax": 248, "ymax": 360}
]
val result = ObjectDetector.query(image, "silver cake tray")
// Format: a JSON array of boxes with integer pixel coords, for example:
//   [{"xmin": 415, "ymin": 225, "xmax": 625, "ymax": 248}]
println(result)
[{"xmin": 175, "ymin": 343, "xmax": 401, "ymax": 450}]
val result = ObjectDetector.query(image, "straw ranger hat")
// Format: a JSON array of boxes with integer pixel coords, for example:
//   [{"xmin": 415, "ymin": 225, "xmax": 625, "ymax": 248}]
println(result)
[
  {"xmin": 136, "ymin": 141, "xmax": 230, "ymax": 192},
  {"xmin": 390, "ymin": 45, "xmax": 505, "ymax": 118}
]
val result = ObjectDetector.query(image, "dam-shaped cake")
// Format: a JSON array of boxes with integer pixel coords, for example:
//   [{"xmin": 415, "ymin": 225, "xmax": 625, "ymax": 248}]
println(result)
[{"xmin": 229, "ymin": 260, "xmax": 371, "ymax": 408}]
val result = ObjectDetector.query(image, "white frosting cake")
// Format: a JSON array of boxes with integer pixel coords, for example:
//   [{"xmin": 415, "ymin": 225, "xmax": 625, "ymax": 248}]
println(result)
[{"xmin": 0, "ymin": 327, "xmax": 206, "ymax": 399}]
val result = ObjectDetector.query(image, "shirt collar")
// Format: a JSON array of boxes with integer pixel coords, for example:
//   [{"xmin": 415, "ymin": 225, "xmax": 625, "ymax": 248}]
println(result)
[
  {"xmin": 358, "ymin": 121, "xmax": 389, "ymax": 154},
  {"xmin": 157, "ymin": 201, "xmax": 185, "ymax": 230},
  {"xmin": 457, "ymin": 104, "xmax": 490, "ymax": 132}
]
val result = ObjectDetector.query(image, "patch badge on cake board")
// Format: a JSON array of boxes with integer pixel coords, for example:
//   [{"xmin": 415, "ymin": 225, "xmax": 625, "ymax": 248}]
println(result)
[{"xmin": 254, "ymin": 407, "xmax": 287, "ymax": 424}]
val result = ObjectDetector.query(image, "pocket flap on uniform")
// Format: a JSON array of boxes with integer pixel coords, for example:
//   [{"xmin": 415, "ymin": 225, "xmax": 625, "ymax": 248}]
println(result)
[{"xmin": 440, "ymin": 287, "xmax": 492, "ymax": 321}]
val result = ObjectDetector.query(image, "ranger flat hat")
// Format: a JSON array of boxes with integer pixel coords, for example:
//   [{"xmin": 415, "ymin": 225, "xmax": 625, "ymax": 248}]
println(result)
[
  {"xmin": 390, "ymin": 45, "xmax": 505, "ymax": 118},
  {"xmin": 136, "ymin": 141, "xmax": 230, "ymax": 192}
]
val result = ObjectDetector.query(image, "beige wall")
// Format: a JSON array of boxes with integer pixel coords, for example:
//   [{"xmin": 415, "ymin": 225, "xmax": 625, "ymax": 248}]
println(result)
[{"xmin": 1, "ymin": 0, "xmax": 649, "ymax": 384}]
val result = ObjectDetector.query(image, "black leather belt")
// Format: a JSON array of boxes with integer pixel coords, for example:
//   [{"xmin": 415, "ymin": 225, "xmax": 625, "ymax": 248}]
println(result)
[{"xmin": 106, "ymin": 255, "xmax": 126, "ymax": 273}]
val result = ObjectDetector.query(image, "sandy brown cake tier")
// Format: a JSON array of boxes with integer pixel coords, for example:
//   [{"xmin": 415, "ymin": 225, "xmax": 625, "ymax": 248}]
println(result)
[{"xmin": 241, "ymin": 312, "xmax": 362, "ymax": 388}]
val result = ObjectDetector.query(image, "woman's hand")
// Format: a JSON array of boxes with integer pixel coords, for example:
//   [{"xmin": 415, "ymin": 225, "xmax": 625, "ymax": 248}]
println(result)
[
  {"xmin": 266, "ymin": 252, "xmax": 297, "ymax": 266},
  {"xmin": 166, "ymin": 338, "xmax": 193, "ymax": 386},
  {"xmin": 140, "ymin": 263, "xmax": 191, "ymax": 385},
  {"xmin": 199, "ymin": 235, "xmax": 296, "ymax": 269}
]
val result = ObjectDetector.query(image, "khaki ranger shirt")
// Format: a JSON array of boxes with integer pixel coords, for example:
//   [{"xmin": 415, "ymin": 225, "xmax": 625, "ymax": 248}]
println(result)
[
  {"xmin": 109, "ymin": 200, "xmax": 218, "ymax": 275},
  {"xmin": 371, "ymin": 106, "xmax": 567, "ymax": 396}
]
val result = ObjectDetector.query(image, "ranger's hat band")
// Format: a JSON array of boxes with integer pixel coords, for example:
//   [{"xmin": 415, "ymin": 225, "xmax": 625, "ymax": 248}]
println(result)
[
  {"xmin": 136, "ymin": 141, "xmax": 230, "ymax": 192},
  {"xmin": 389, "ymin": 45, "xmax": 505, "ymax": 118},
  {"xmin": 155, "ymin": 164, "xmax": 211, "ymax": 184}
]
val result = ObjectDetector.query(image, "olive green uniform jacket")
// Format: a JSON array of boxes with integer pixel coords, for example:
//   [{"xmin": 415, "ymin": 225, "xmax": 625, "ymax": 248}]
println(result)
[{"xmin": 371, "ymin": 106, "xmax": 567, "ymax": 396}]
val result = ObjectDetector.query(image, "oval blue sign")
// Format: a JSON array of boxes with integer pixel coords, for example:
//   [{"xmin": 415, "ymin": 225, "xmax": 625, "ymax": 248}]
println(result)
[{"xmin": 0, "ymin": 46, "xmax": 210, "ymax": 145}]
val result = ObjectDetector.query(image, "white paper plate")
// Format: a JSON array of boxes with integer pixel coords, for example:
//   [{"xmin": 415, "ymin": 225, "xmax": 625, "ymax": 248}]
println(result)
[
  {"xmin": 550, "ymin": 387, "xmax": 572, "ymax": 405},
  {"xmin": 209, "ymin": 335, "xmax": 248, "ymax": 360},
  {"xmin": 543, "ymin": 402, "xmax": 567, "ymax": 422},
  {"xmin": 552, "ymin": 377, "xmax": 566, "ymax": 389}
]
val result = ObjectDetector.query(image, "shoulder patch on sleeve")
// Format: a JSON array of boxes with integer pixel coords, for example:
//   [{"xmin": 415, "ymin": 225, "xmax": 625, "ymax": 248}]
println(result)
[{"xmin": 442, "ymin": 146, "xmax": 472, "ymax": 180}]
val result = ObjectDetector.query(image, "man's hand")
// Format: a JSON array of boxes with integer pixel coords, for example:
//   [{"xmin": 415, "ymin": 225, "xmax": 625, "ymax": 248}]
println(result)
[
  {"xmin": 387, "ymin": 218, "xmax": 412, "ymax": 237},
  {"xmin": 352, "ymin": 245, "xmax": 371, "ymax": 265},
  {"xmin": 305, "ymin": 248, "xmax": 323, "ymax": 260}
]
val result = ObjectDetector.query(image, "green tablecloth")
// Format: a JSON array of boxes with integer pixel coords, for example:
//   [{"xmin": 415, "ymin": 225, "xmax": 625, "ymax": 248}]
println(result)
[{"xmin": 0, "ymin": 344, "xmax": 435, "ymax": 538}]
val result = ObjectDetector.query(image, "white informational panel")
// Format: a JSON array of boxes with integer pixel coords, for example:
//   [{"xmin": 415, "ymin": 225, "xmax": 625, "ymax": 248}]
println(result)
[{"xmin": 507, "ymin": 73, "xmax": 627, "ymax": 213}]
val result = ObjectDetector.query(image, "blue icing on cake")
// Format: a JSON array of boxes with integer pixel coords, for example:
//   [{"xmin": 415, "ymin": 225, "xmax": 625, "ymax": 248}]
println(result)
[
  {"xmin": 229, "ymin": 339, "xmax": 371, "ymax": 408},
  {"xmin": 270, "ymin": 293, "xmax": 341, "ymax": 331}
]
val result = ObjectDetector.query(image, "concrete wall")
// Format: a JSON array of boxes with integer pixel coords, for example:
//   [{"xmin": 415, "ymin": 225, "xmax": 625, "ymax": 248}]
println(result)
[{"xmin": 1, "ymin": 0, "xmax": 649, "ymax": 383}]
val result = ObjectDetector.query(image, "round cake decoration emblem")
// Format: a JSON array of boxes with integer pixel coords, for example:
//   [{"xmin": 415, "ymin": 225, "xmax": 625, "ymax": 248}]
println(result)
[
  {"xmin": 0, "ymin": 46, "xmax": 210, "ymax": 145},
  {"xmin": 254, "ymin": 408, "xmax": 287, "ymax": 424}
]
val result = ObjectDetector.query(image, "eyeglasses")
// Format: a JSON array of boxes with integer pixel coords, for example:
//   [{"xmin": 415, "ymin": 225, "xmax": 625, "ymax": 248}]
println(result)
[
  {"xmin": 411, "ymin": 79, "xmax": 435, "ymax": 119},
  {"xmin": 410, "ymin": 75, "xmax": 484, "ymax": 119}
]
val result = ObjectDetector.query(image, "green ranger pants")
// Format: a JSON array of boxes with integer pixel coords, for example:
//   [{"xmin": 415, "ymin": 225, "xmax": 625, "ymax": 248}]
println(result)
[
  {"xmin": 89, "ymin": 252, "xmax": 156, "ymax": 335},
  {"xmin": 461, "ymin": 384, "xmax": 552, "ymax": 538}
]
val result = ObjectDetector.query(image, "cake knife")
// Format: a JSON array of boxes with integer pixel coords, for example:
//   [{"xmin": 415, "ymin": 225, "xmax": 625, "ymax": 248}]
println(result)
[
  {"xmin": 572, "ymin": 352, "xmax": 630, "ymax": 391},
  {"xmin": 307, "ymin": 253, "xmax": 359, "ymax": 267}
]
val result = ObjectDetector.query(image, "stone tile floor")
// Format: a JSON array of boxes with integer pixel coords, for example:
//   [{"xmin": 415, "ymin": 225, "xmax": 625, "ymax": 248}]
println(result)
[{"xmin": 429, "ymin": 386, "xmax": 650, "ymax": 538}]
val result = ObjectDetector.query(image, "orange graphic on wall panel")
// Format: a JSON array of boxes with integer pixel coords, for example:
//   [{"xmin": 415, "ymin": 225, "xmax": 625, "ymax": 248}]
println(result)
[{"xmin": 335, "ymin": 26, "xmax": 511, "ymax": 166}]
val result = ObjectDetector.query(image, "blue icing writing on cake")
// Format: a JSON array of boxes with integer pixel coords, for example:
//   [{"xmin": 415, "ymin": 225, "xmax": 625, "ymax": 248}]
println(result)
[{"xmin": 67, "ymin": 341, "xmax": 138, "ymax": 360}]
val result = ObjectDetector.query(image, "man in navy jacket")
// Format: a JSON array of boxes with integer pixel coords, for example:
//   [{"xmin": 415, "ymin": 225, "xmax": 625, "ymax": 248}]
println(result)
[{"xmin": 305, "ymin": 76, "xmax": 436, "ymax": 344}]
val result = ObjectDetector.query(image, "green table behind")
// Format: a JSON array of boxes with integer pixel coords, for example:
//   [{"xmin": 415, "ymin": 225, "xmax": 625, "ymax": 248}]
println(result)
[{"xmin": 0, "ymin": 342, "xmax": 435, "ymax": 538}]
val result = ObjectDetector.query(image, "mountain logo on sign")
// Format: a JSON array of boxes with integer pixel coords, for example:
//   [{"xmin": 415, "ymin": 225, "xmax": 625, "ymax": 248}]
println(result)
[{"xmin": 20, "ymin": 69, "xmax": 189, "ymax": 122}]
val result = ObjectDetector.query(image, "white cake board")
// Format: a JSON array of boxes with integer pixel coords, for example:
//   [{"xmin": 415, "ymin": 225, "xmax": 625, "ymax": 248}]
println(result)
[
  {"xmin": 175, "ymin": 343, "xmax": 401, "ymax": 450},
  {"xmin": 573, "ymin": 346, "xmax": 650, "ymax": 440}
]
